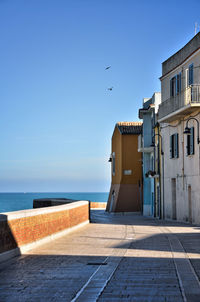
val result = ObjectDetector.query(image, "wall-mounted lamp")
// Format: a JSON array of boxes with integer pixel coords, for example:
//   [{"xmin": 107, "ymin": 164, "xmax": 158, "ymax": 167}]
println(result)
[
  {"xmin": 108, "ymin": 155, "xmax": 112, "ymax": 162},
  {"xmin": 183, "ymin": 126, "xmax": 191, "ymax": 135},
  {"xmin": 151, "ymin": 133, "xmax": 164, "ymax": 155},
  {"xmin": 183, "ymin": 117, "xmax": 200, "ymax": 144}
]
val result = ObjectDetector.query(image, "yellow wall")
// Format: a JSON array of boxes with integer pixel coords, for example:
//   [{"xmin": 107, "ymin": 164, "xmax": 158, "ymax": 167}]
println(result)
[
  {"xmin": 107, "ymin": 125, "xmax": 143, "ymax": 212},
  {"xmin": 121, "ymin": 134, "xmax": 142, "ymax": 185},
  {"xmin": 111, "ymin": 126, "xmax": 142, "ymax": 185},
  {"xmin": 111, "ymin": 126, "xmax": 122, "ymax": 184}
]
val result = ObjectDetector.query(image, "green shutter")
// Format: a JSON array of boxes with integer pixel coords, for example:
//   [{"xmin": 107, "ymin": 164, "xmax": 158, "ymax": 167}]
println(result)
[
  {"xmin": 189, "ymin": 64, "xmax": 193, "ymax": 85},
  {"xmin": 170, "ymin": 79, "xmax": 173, "ymax": 97},
  {"xmin": 190, "ymin": 127, "xmax": 194, "ymax": 155},
  {"xmin": 170, "ymin": 135, "xmax": 173, "ymax": 158},
  {"xmin": 175, "ymin": 133, "xmax": 179, "ymax": 158},
  {"xmin": 187, "ymin": 134, "xmax": 190, "ymax": 156}
]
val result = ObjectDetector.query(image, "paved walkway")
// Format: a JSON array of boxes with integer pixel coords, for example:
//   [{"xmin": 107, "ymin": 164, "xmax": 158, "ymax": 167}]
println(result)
[{"xmin": 0, "ymin": 211, "xmax": 200, "ymax": 302}]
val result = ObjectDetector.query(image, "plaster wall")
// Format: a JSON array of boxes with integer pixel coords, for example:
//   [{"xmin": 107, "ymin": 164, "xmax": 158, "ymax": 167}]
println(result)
[
  {"xmin": 162, "ymin": 33, "xmax": 200, "ymax": 76},
  {"xmin": 143, "ymin": 113, "xmax": 153, "ymax": 147},
  {"xmin": 161, "ymin": 51, "xmax": 200, "ymax": 103},
  {"xmin": 142, "ymin": 110, "xmax": 155, "ymax": 216},
  {"xmin": 111, "ymin": 127, "xmax": 122, "ymax": 184},
  {"xmin": 107, "ymin": 183, "xmax": 141, "ymax": 212},
  {"xmin": 161, "ymin": 113, "xmax": 200, "ymax": 224},
  {"xmin": 107, "ymin": 128, "xmax": 142, "ymax": 212},
  {"xmin": 152, "ymin": 92, "xmax": 161, "ymax": 113},
  {"xmin": 143, "ymin": 152, "xmax": 154, "ymax": 216},
  {"xmin": 121, "ymin": 134, "xmax": 142, "ymax": 184}
]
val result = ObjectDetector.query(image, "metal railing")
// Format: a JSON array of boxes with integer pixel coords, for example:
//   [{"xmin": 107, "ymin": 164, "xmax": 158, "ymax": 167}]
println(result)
[{"xmin": 158, "ymin": 84, "xmax": 200, "ymax": 120}]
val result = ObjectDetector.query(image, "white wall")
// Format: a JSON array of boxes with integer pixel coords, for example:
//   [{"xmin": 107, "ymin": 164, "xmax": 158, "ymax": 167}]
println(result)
[
  {"xmin": 161, "ymin": 111, "xmax": 200, "ymax": 224},
  {"xmin": 161, "ymin": 50, "xmax": 200, "ymax": 103}
]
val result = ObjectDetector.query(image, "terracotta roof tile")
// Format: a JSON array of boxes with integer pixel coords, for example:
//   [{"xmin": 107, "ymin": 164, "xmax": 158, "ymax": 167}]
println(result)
[{"xmin": 116, "ymin": 122, "xmax": 142, "ymax": 135}]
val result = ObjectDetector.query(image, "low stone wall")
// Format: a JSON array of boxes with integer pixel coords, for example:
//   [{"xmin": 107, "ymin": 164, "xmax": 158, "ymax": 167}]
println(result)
[
  {"xmin": 0, "ymin": 200, "xmax": 89, "ymax": 262},
  {"xmin": 33, "ymin": 198, "xmax": 77, "ymax": 208},
  {"xmin": 90, "ymin": 202, "xmax": 107, "ymax": 209}
]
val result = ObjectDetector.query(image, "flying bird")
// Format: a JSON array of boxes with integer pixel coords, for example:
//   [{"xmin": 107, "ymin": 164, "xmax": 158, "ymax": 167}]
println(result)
[
  {"xmin": 108, "ymin": 87, "xmax": 113, "ymax": 91},
  {"xmin": 105, "ymin": 66, "xmax": 111, "ymax": 70}
]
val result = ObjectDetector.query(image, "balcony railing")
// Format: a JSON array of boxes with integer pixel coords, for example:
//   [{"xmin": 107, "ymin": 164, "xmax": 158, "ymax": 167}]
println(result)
[{"xmin": 158, "ymin": 84, "xmax": 200, "ymax": 121}]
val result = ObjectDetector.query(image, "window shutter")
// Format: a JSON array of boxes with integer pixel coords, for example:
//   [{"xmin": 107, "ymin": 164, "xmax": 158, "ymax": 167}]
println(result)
[
  {"xmin": 175, "ymin": 75, "xmax": 178, "ymax": 95},
  {"xmin": 170, "ymin": 135, "xmax": 173, "ymax": 158},
  {"xmin": 179, "ymin": 72, "xmax": 181, "ymax": 92},
  {"xmin": 170, "ymin": 78, "xmax": 172, "ymax": 97},
  {"xmin": 190, "ymin": 127, "xmax": 194, "ymax": 155},
  {"xmin": 172, "ymin": 134, "xmax": 175, "ymax": 158},
  {"xmin": 189, "ymin": 64, "xmax": 193, "ymax": 85},
  {"xmin": 175, "ymin": 133, "xmax": 179, "ymax": 158},
  {"xmin": 187, "ymin": 134, "xmax": 190, "ymax": 156}
]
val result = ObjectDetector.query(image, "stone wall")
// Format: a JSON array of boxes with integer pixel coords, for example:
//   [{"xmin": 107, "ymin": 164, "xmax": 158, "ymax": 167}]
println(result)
[
  {"xmin": 90, "ymin": 202, "xmax": 107, "ymax": 209},
  {"xmin": 0, "ymin": 201, "xmax": 89, "ymax": 256},
  {"xmin": 33, "ymin": 198, "xmax": 77, "ymax": 208}
]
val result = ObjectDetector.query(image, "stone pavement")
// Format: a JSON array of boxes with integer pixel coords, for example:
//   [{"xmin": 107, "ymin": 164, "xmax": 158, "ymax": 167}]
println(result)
[{"xmin": 0, "ymin": 210, "xmax": 200, "ymax": 302}]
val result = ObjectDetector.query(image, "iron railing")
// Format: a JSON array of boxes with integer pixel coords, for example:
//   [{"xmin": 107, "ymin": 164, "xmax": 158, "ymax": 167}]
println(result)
[{"xmin": 158, "ymin": 84, "xmax": 200, "ymax": 120}]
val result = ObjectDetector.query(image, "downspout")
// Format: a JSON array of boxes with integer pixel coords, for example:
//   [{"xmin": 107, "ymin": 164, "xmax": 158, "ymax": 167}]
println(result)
[
  {"xmin": 158, "ymin": 126, "xmax": 164, "ymax": 219},
  {"xmin": 154, "ymin": 135, "xmax": 156, "ymax": 217},
  {"xmin": 162, "ymin": 148, "xmax": 165, "ymax": 219},
  {"xmin": 158, "ymin": 134, "xmax": 161, "ymax": 219}
]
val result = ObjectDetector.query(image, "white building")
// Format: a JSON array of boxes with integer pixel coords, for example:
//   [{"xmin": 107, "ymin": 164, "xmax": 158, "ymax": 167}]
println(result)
[{"xmin": 158, "ymin": 32, "xmax": 200, "ymax": 224}]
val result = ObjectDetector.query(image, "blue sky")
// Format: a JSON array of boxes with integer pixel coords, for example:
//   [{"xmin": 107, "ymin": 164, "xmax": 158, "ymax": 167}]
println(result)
[{"xmin": 0, "ymin": 0, "xmax": 200, "ymax": 192}]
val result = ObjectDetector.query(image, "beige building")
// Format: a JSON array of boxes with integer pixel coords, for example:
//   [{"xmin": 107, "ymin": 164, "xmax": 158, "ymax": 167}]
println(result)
[
  {"xmin": 158, "ymin": 32, "xmax": 200, "ymax": 224},
  {"xmin": 106, "ymin": 122, "xmax": 142, "ymax": 212}
]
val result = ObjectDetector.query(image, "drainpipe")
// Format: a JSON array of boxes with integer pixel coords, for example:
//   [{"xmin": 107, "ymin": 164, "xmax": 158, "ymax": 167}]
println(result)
[
  {"xmin": 153, "ymin": 135, "xmax": 156, "ymax": 217},
  {"xmin": 162, "ymin": 146, "xmax": 165, "ymax": 219},
  {"xmin": 158, "ymin": 126, "xmax": 164, "ymax": 219}
]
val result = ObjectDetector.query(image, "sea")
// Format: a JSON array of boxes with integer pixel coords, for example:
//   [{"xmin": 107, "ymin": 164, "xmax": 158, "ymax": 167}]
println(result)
[{"xmin": 0, "ymin": 192, "xmax": 109, "ymax": 213}]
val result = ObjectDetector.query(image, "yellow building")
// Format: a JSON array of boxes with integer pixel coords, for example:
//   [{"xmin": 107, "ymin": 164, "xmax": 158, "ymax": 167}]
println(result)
[{"xmin": 106, "ymin": 122, "xmax": 143, "ymax": 212}]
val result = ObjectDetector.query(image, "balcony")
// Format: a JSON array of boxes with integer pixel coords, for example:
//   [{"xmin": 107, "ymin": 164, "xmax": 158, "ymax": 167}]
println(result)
[
  {"xmin": 138, "ymin": 134, "xmax": 154, "ymax": 153},
  {"xmin": 158, "ymin": 84, "xmax": 200, "ymax": 122}
]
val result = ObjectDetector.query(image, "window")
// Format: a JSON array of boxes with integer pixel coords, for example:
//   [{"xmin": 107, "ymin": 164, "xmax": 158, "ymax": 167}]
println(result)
[
  {"xmin": 123, "ymin": 170, "xmax": 132, "ymax": 175},
  {"xmin": 170, "ymin": 133, "xmax": 179, "ymax": 158},
  {"xmin": 189, "ymin": 64, "xmax": 193, "ymax": 86},
  {"xmin": 170, "ymin": 76, "xmax": 176, "ymax": 97},
  {"xmin": 170, "ymin": 72, "xmax": 181, "ymax": 97},
  {"xmin": 112, "ymin": 152, "xmax": 115, "ymax": 176},
  {"xmin": 176, "ymin": 73, "xmax": 181, "ymax": 94},
  {"xmin": 186, "ymin": 127, "xmax": 194, "ymax": 155}
]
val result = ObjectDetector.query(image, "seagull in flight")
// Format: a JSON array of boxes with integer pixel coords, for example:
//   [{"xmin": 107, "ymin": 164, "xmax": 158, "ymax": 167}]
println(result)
[
  {"xmin": 108, "ymin": 87, "xmax": 113, "ymax": 91},
  {"xmin": 105, "ymin": 66, "xmax": 111, "ymax": 70}
]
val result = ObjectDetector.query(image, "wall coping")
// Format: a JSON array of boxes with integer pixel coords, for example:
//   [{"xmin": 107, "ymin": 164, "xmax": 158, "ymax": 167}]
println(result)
[{"xmin": 0, "ymin": 200, "xmax": 89, "ymax": 221}]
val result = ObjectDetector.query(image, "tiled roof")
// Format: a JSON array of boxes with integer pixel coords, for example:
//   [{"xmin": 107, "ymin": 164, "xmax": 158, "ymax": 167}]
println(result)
[{"xmin": 116, "ymin": 122, "xmax": 142, "ymax": 135}]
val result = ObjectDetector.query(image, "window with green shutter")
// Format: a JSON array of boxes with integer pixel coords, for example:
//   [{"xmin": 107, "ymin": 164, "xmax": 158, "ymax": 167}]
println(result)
[
  {"xmin": 176, "ymin": 73, "xmax": 181, "ymax": 94},
  {"xmin": 170, "ymin": 133, "xmax": 179, "ymax": 158},
  {"xmin": 175, "ymin": 133, "xmax": 179, "ymax": 158},
  {"xmin": 187, "ymin": 127, "xmax": 194, "ymax": 155},
  {"xmin": 189, "ymin": 64, "xmax": 193, "ymax": 86}
]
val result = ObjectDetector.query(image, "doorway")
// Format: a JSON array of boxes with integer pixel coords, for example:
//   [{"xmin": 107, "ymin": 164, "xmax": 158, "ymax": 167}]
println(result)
[
  {"xmin": 188, "ymin": 185, "xmax": 192, "ymax": 223},
  {"xmin": 171, "ymin": 178, "xmax": 176, "ymax": 220}
]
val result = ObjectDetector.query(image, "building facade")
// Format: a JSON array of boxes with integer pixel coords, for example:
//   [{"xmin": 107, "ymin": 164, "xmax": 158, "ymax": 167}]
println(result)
[
  {"xmin": 106, "ymin": 122, "xmax": 142, "ymax": 212},
  {"xmin": 158, "ymin": 32, "xmax": 200, "ymax": 224},
  {"xmin": 138, "ymin": 93, "xmax": 161, "ymax": 217}
]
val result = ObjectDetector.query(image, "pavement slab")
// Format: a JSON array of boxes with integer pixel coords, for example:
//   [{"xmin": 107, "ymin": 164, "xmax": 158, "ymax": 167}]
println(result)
[{"xmin": 0, "ymin": 211, "xmax": 200, "ymax": 302}]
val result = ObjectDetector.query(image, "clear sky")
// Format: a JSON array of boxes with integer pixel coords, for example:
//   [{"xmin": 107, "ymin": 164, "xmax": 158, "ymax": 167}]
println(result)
[{"xmin": 0, "ymin": 0, "xmax": 200, "ymax": 192}]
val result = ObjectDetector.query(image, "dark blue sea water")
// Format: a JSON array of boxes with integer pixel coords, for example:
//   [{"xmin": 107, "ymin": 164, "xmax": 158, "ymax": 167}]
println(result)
[{"xmin": 0, "ymin": 192, "xmax": 108, "ymax": 213}]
